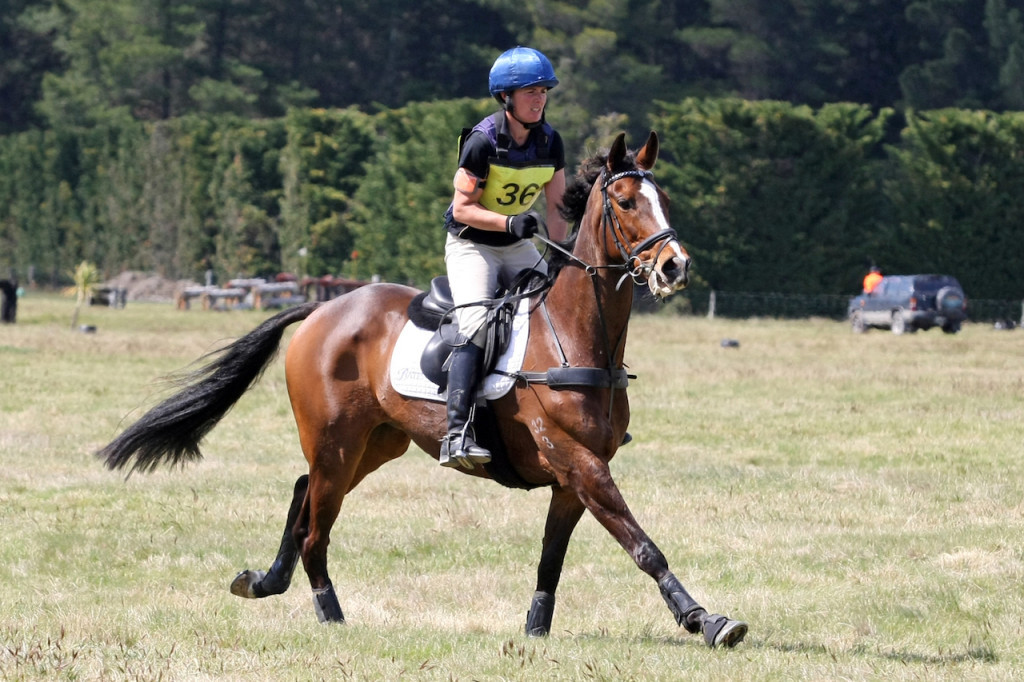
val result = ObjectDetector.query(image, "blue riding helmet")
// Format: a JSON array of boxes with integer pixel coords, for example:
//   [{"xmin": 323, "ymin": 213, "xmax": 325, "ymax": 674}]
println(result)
[{"xmin": 488, "ymin": 47, "xmax": 559, "ymax": 98}]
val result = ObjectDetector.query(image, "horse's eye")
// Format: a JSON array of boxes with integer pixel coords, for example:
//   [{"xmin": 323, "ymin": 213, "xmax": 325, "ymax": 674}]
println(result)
[{"xmin": 617, "ymin": 198, "xmax": 635, "ymax": 210}]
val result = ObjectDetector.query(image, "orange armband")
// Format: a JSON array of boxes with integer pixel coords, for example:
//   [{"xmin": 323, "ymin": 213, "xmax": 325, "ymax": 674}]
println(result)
[{"xmin": 453, "ymin": 168, "xmax": 480, "ymax": 195}]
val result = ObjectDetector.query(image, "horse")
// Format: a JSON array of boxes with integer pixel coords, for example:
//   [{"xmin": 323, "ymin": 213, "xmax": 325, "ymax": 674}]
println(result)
[{"xmin": 97, "ymin": 131, "xmax": 748, "ymax": 649}]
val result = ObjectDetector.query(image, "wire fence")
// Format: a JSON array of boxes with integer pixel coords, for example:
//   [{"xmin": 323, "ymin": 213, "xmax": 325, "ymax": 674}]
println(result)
[{"xmin": 639, "ymin": 289, "xmax": 1024, "ymax": 324}]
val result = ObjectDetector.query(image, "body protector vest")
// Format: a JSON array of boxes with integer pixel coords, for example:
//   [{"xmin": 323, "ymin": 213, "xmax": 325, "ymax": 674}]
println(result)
[{"xmin": 445, "ymin": 112, "xmax": 556, "ymax": 246}]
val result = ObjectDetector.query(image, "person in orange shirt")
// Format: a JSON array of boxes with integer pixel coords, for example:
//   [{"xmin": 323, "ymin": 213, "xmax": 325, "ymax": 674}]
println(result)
[{"xmin": 862, "ymin": 266, "xmax": 882, "ymax": 294}]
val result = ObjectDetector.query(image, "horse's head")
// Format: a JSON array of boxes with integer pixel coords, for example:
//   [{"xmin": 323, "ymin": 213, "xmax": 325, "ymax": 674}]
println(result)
[{"xmin": 600, "ymin": 132, "xmax": 691, "ymax": 299}]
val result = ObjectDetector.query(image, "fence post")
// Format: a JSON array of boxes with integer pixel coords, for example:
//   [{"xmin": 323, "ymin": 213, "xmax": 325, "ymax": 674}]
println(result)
[{"xmin": 707, "ymin": 290, "xmax": 716, "ymax": 319}]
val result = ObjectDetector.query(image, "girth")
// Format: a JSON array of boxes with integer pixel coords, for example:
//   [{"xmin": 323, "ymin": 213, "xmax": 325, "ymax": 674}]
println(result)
[{"xmin": 510, "ymin": 366, "xmax": 631, "ymax": 390}]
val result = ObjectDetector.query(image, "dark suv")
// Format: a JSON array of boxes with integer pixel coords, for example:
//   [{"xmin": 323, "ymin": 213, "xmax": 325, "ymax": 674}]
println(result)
[{"xmin": 848, "ymin": 274, "xmax": 967, "ymax": 334}]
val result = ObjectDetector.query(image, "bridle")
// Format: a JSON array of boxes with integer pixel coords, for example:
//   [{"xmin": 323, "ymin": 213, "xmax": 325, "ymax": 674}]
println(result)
[
  {"xmin": 601, "ymin": 169, "xmax": 679, "ymax": 290},
  {"xmin": 539, "ymin": 168, "xmax": 679, "ymax": 290}
]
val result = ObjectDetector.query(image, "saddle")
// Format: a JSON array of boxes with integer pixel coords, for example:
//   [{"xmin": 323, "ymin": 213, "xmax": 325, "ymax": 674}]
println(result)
[{"xmin": 407, "ymin": 272, "xmax": 543, "ymax": 389}]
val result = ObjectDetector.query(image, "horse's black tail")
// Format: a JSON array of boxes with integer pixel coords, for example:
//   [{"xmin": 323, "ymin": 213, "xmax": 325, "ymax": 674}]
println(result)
[{"xmin": 97, "ymin": 301, "xmax": 321, "ymax": 476}]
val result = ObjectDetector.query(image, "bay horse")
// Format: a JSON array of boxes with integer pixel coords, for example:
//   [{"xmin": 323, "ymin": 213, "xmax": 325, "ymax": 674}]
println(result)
[{"xmin": 98, "ymin": 132, "xmax": 748, "ymax": 648}]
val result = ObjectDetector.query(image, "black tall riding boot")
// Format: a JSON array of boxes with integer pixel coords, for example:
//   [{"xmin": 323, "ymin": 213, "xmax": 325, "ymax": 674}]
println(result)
[{"xmin": 440, "ymin": 342, "xmax": 492, "ymax": 469}]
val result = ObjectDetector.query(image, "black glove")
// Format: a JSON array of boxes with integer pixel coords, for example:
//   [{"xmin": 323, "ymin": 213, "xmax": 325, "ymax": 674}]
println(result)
[{"xmin": 506, "ymin": 212, "xmax": 540, "ymax": 240}]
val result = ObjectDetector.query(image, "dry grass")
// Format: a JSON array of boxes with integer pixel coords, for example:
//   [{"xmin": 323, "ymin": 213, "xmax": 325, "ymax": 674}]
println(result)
[{"xmin": 2, "ymin": 294, "xmax": 1024, "ymax": 680}]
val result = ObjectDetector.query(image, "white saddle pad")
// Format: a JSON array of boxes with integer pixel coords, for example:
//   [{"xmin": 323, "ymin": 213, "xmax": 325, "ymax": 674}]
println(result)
[{"xmin": 388, "ymin": 297, "xmax": 531, "ymax": 402}]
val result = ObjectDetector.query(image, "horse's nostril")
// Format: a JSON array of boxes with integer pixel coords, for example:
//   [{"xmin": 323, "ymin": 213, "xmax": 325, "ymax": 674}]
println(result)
[{"xmin": 661, "ymin": 256, "xmax": 688, "ymax": 285}]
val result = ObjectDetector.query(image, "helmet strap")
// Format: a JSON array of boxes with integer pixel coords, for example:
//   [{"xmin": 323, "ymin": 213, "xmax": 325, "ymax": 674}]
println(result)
[{"xmin": 503, "ymin": 93, "xmax": 545, "ymax": 130}]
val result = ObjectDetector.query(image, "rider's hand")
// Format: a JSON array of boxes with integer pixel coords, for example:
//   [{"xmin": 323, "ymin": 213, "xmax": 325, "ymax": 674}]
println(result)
[{"xmin": 506, "ymin": 212, "xmax": 540, "ymax": 240}]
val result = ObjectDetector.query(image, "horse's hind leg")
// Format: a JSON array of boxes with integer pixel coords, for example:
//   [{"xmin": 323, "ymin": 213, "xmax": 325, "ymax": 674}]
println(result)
[
  {"xmin": 302, "ymin": 457, "xmax": 348, "ymax": 623},
  {"xmin": 299, "ymin": 424, "xmax": 413, "ymax": 624},
  {"xmin": 230, "ymin": 474, "xmax": 309, "ymax": 599},
  {"xmin": 526, "ymin": 486, "xmax": 587, "ymax": 636}
]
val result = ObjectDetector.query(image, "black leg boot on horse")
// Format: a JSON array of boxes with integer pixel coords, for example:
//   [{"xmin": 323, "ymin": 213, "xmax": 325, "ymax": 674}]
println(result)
[
  {"xmin": 440, "ymin": 341, "xmax": 492, "ymax": 469},
  {"xmin": 230, "ymin": 474, "xmax": 308, "ymax": 599}
]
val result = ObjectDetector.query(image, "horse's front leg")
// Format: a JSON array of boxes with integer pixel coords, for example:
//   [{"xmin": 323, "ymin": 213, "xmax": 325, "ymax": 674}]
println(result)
[
  {"xmin": 230, "ymin": 474, "xmax": 309, "ymax": 599},
  {"xmin": 569, "ymin": 456, "xmax": 747, "ymax": 648},
  {"xmin": 526, "ymin": 485, "xmax": 587, "ymax": 637}
]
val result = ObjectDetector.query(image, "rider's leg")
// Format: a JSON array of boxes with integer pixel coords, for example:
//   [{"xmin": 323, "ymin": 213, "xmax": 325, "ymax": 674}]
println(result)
[
  {"xmin": 441, "ymin": 235, "xmax": 499, "ymax": 469},
  {"xmin": 440, "ymin": 337, "xmax": 491, "ymax": 468}
]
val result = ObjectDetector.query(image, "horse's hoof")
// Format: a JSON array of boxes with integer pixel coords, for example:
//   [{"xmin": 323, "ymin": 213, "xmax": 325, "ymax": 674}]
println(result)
[
  {"xmin": 703, "ymin": 614, "xmax": 747, "ymax": 648},
  {"xmin": 230, "ymin": 569, "xmax": 266, "ymax": 599}
]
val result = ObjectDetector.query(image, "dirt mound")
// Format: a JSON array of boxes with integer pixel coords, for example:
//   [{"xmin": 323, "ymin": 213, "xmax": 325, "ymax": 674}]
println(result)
[{"xmin": 103, "ymin": 271, "xmax": 199, "ymax": 303}]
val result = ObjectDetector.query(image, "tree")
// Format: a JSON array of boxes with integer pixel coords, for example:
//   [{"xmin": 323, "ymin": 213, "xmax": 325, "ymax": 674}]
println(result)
[
  {"xmin": 882, "ymin": 109, "xmax": 1024, "ymax": 299},
  {"xmin": 66, "ymin": 260, "xmax": 99, "ymax": 329},
  {"xmin": 519, "ymin": 0, "xmax": 690, "ymax": 157},
  {"xmin": 653, "ymin": 98, "xmax": 891, "ymax": 294},
  {"xmin": 0, "ymin": 0, "xmax": 63, "ymax": 134},
  {"xmin": 31, "ymin": 0, "xmax": 201, "ymax": 128},
  {"xmin": 347, "ymin": 99, "xmax": 493, "ymax": 287},
  {"xmin": 900, "ymin": 0, "xmax": 994, "ymax": 110},
  {"xmin": 187, "ymin": 0, "xmax": 513, "ymax": 116},
  {"xmin": 986, "ymin": 0, "xmax": 1024, "ymax": 110},
  {"xmin": 681, "ymin": 0, "xmax": 913, "ymax": 108},
  {"xmin": 208, "ymin": 120, "xmax": 287, "ymax": 279},
  {"xmin": 277, "ymin": 107, "xmax": 377, "ymax": 278}
]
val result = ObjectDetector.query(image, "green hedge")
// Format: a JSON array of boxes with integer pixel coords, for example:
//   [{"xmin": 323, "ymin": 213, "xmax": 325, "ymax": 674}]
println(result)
[
  {"xmin": 2, "ymin": 100, "xmax": 1023, "ymax": 300},
  {"xmin": 652, "ymin": 98, "xmax": 892, "ymax": 296}
]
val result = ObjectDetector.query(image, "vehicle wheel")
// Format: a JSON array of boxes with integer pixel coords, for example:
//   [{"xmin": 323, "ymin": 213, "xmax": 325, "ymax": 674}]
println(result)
[
  {"xmin": 891, "ymin": 310, "xmax": 906, "ymax": 335},
  {"xmin": 850, "ymin": 311, "xmax": 866, "ymax": 334},
  {"xmin": 936, "ymin": 286, "xmax": 964, "ymax": 314},
  {"xmin": 942, "ymin": 320, "xmax": 961, "ymax": 334}
]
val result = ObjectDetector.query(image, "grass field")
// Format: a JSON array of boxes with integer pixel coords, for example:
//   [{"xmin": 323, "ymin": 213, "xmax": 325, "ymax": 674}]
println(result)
[{"xmin": 2, "ymin": 293, "xmax": 1023, "ymax": 680}]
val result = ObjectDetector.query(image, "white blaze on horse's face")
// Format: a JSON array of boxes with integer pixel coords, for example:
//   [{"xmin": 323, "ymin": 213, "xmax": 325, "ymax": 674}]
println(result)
[{"xmin": 638, "ymin": 178, "xmax": 691, "ymax": 299}]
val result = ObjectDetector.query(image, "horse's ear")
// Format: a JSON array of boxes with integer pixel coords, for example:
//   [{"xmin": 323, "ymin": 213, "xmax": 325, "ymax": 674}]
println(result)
[
  {"xmin": 636, "ymin": 131, "xmax": 659, "ymax": 170},
  {"xmin": 607, "ymin": 133, "xmax": 628, "ymax": 170}
]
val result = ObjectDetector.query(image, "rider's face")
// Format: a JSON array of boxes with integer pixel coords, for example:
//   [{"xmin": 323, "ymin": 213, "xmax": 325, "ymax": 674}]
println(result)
[{"xmin": 508, "ymin": 87, "xmax": 548, "ymax": 124}]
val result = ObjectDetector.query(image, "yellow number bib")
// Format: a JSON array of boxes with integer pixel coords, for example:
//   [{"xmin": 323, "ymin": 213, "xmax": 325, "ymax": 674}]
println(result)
[{"xmin": 478, "ymin": 162, "xmax": 556, "ymax": 216}]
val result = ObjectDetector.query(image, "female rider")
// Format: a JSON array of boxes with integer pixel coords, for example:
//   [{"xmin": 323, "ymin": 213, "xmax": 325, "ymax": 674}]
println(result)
[{"xmin": 440, "ymin": 46, "xmax": 569, "ymax": 469}]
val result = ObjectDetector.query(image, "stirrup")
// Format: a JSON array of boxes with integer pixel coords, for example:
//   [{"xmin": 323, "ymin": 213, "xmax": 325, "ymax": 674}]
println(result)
[
  {"xmin": 439, "ymin": 434, "xmax": 474, "ymax": 469},
  {"xmin": 459, "ymin": 431, "xmax": 492, "ymax": 465},
  {"xmin": 446, "ymin": 423, "xmax": 491, "ymax": 464}
]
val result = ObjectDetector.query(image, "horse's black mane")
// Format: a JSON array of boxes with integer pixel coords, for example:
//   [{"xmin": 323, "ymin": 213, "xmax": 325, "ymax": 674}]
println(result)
[{"xmin": 546, "ymin": 146, "xmax": 638, "ymax": 277}]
